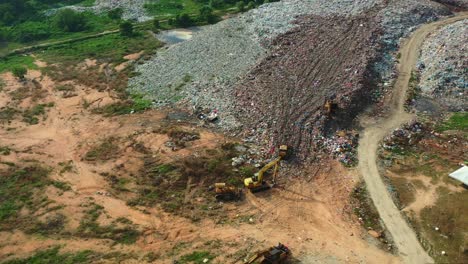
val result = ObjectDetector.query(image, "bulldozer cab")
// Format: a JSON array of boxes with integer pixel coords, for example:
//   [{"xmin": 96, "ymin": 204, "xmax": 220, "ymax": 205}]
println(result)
[{"xmin": 278, "ymin": 145, "xmax": 288, "ymax": 158}]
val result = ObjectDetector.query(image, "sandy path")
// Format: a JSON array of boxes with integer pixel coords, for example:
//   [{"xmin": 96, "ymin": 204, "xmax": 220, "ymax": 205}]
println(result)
[{"xmin": 357, "ymin": 12, "xmax": 468, "ymax": 264}]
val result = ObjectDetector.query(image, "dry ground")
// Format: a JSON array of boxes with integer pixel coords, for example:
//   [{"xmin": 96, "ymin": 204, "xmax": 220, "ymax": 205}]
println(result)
[{"xmin": 0, "ymin": 60, "xmax": 398, "ymax": 263}]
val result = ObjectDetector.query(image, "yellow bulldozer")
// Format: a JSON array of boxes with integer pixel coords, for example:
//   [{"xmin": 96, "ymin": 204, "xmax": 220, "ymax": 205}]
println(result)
[
  {"xmin": 244, "ymin": 145, "xmax": 288, "ymax": 193},
  {"xmin": 213, "ymin": 183, "xmax": 242, "ymax": 201},
  {"xmin": 244, "ymin": 243, "xmax": 291, "ymax": 264}
]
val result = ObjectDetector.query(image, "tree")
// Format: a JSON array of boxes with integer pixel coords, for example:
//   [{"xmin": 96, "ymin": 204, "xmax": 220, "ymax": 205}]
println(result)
[
  {"xmin": 175, "ymin": 14, "xmax": 193, "ymax": 28},
  {"xmin": 55, "ymin": 9, "xmax": 87, "ymax": 32},
  {"xmin": 120, "ymin": 21, "xmax": 134, "ymax": 37},
  {"xmin": 199, "ymin": 6, "xmax": 218, "ymax": 24},
  {"xmin": 236, "ymin": 1, "xmax": 245, "ymax": 12},
  {"xmin": 108, "ymin": 8, "xmax": 123, "ymax": 20},
  {"xmin": 246, "ymin": 1, "xmax": 255, "ymax": 10},
  {"xmin": 12, "ymin": 66, "xmax": 27, "ymax": 79},
  {"xmin": 10, "ymin": 21, "xmax": 51, "ymax": 43}
]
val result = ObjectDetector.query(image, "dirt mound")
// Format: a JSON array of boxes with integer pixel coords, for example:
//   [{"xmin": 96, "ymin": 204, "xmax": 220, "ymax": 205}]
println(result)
[{"xmin": 233, "ymin": 15, "xmax": 381, "ymax": 160}]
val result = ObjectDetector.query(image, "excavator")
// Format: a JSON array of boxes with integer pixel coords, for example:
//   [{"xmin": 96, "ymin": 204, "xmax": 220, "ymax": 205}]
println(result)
[
  {"xmin": 244, "ymin": 145, "xmax": 288, "ymax": 193},
  {"xmin": 244, "ymin": 243, "xmax": 291, "ymax": 264}
]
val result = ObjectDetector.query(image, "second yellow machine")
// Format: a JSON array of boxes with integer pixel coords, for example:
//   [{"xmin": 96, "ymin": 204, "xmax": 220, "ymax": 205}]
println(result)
[{"xmin": 244, "ymin": 145, "xmax": 288, "ymax": 192}]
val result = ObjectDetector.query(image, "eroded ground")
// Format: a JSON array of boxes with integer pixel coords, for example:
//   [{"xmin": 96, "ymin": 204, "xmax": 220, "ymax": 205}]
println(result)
[{"xmin": 0, "ymin": 60, "xmax": 398, "ymax": 263}]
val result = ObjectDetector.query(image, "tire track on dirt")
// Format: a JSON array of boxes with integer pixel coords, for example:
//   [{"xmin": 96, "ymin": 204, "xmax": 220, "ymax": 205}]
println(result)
[{"xmin": 357, "ymin": 12, "xmax": 468, "ymax": 264}]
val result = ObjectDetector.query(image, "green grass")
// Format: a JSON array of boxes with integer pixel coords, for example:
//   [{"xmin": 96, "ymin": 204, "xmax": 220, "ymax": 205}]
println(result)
[
  {"xmin": 39, "ymin": 32, "xmax": 162, "ymax": 65},
  {"xmin": 3, "ymin": 246, "xmax": 95, "ymax": 264},
  {"xmin": 179, "ymin": 251, "xmax": 215, "ymax": 264},
  {"xmin": 22, "ymin": 103, "xmax": 54, "ymax": 125},
  {"xmin": 351, "ymin": 183, "xmax": 385, "ymax": 233},
  {"xmin": 419, "ymin": 187, "xmax": 468, "ymax": 263},
  {"xmin": 0, "ymin": 55, "xmax": 37, "ymax": 73},
  {"xmin": 92, "ymin": 93, "xmax": 153, "ymax": 116},
  {"xmin": 436, "ymin": 112, "xmax": 468, "ymax": 132},
  {"xmin": 144, "ymin": 0, "xmax": 207, "ymax": 17},
  {"xmin": 78, "ymin": 0, "xmax": 96, "ymax": 7},
  {"xmin": 77, "ymin": 203, "xmax": 140, "ymax": 244},
  {"xmin": 0, "ymin": 165, "xmax": 50, "ymax": 221}
]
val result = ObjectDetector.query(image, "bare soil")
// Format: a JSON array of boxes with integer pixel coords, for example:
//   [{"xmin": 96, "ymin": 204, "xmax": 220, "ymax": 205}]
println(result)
[{"xmin": 0, "ymin": 61, "xmax": 398, "ymax": 263}]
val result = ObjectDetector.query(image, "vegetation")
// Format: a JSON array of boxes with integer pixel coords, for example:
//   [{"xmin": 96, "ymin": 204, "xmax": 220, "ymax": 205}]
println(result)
[
  {"xmin": 38, "ymin": 31, "xmax": 161, "ymax": 65},
  {"xmin": 77, "ymin": 202, "xmax": 140, "ymax": 244},
  {"xmin": 0, "ymin": 55, "xmax": 36, "ymax": 73},
  {"xmin": 92, "ymin": 93, "xmax": 152, "ymax": 116},
  {"xmin": 119, "ymin": 21, "xmax": 134, "ymax": 37},
  {"xmin": 84, "ymin": 137, "xmax": 120, "ymax": 162},
  {"xmin": 108, "ymin": 8, "xmax": 123, "ymax": 20},
  {"xmin": 55, "ymin": 9, "xmax": 88, "ymax": 32},
  {"xmin": 351, "ymin": 183, "xmax": 385, "ymax": 234},
  {"xmin": 419, "ymin": 187, "xmax": 468, "ymax": 263},
  {"xmin": 0, "ymin": 163, "xmax": 68, "ymax": 233},
  {"xmin": 179, "ymin": 251, "xmax": 215, "ymax": 264},
  {"xmin": 22, "ymin": 103, "xmax": 54, "ymax": 125},
  {"xmin": 11, "ymin": 66, "xmax": 27, "ymax": 79},
  {"xmin": 3, "ymin": 246, "xmax": 95, "ymax": 264},
  {"xmin": 436, "ymin": 112, "xmax": 468, "ymax": 132},
  {"xmin": 126, "ymin": 142, "xmax": 247, "ymax": 220}
]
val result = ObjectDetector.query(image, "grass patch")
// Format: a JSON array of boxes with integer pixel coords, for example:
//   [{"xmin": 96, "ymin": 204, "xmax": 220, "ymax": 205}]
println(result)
[
  {"xmin": 55, "ymin": 84, "xmax": 75, "ymax": 92},
  {"xmin": 436, "ymin": 112, "xmax": 468, "ymax": 132},
  {"xmin": 419, "ymin": 187, "xmax": 468, "ymax": 263},
  {"xmin": 387, "ymin": 177, "xmax": 416, "ymax": 208},
  {"xmin": 39, "ymin": 31, "xmax": 162, "ymax": 65},
  {"xmin": 84, "ymin": 137, "xmax": 120, "ymax": 162},
  {"xmin": 77, "ymin": 202, "xmax": 140, "ymax": 244},
  {"xmin": 22, "ymin": 103, "xmax": 54, "ymax": 125},
  {"xmin": 0, "ymin": 78, "xmax": 5, "ymax": 91},
  {"xmin": 0, "ymin": 164, "xmax": 56, "ymax": 230},
  {"xmin": 92, "ymin": 93, "xmax": 152, "ymax": 116},
  {"xmin": 0, "ymin": 55, "xmax": 37, "ymax": 73},
  {"xmin": 179, "ymin": 251, "xmax": 215, "ymax": 264},
  {"xmin": 0, "ymin": 107, "xmax": 18, "ymax": 124},
  {"xmin": 3, "ymin": 246, "xmax": 95, "ymax": 264},
  {"xmin": 351, "ymin": 182, "xmax": 385, "ymax": 233},
  {"xmin": 0, "ymin": 146, "xmax": 12, "ymax": 155},
  {"xmin": 127, "ymin": 143, "xmax": 247, "ymax": 219}
]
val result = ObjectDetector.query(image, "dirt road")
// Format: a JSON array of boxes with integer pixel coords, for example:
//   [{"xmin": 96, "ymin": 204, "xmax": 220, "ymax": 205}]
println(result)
[{"xmin": 357, "ymin": 12, "xmax": 468, "ymax": 264}]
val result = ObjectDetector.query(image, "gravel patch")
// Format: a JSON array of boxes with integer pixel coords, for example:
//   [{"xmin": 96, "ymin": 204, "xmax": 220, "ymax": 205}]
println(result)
[{"xmin": 418, "ymin": 19, "xmax": 467, "ymax": 111}]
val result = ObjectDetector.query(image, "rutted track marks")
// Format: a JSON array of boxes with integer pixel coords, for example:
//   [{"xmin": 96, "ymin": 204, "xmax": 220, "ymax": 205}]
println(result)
[{"xmin": 234, "ymin": 15, "xmax": 381, "ymax": 160}]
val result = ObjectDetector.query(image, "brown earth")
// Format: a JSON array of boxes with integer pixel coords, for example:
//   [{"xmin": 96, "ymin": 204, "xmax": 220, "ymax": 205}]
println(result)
[{"xmin": 0, "ymin": 62, "xmax": 398, "ymax": 263}]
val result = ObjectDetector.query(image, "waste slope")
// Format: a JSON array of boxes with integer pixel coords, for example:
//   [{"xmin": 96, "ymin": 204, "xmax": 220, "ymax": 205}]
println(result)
[{"xmin": 233, "ymin": 15, "xmax": 381, "ymax": 160}]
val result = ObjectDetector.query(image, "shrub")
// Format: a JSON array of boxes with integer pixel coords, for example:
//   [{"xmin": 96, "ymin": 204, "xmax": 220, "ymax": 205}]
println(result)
[
  {"xmin": 236, "ymin": 1, "xmax": 245, "ymax": 12},
  {"xmin": 108, "ymin": 8, "xmax": 123, "ymax": 20},
  {"xmin": 12, "ymin": 66, "xmax": 27, "ymax": 79},
  {"xmin": 55, "ymin": 9, "xmax": 87, "ymax": 32},
  {"xmin": 120, "ymin": 21, "xmax": 134, "ymax": 37},
  {"xmin": 10, "ymin": 21, "xmax": 51, "ymax": 43},
  {"xmin": 175, "ymin": 14, "xmax": 194, "ymax": 28}
]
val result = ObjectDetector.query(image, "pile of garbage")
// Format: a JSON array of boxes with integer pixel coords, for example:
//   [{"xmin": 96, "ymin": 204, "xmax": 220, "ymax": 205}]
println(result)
[
  {"xmin": 128, "ymin": 0, "xmax": 390, "ymax": 130},
  {"xmin": 315, "ymin": 132, "xmax": 359, "ymax": 166},
  {"xmin": 126, "ymin": 0, "xmax": 451, "ymax": 159},
  {"xmin": 418, "ymin": 19, "xmax": 467, "ymax": 111},
  {"xmin": 382, "ymin": 121, "xmax": 425, "ymax": 150}
]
